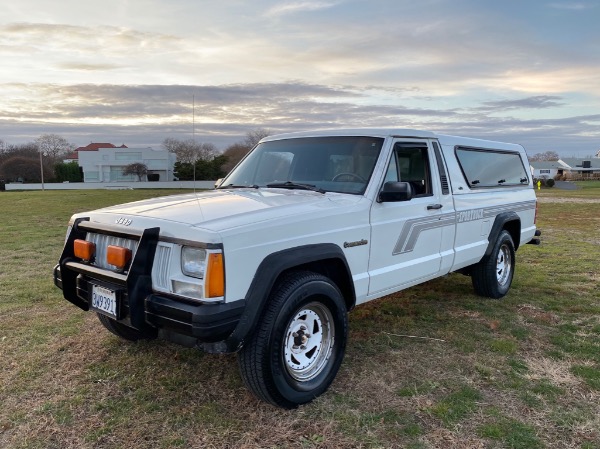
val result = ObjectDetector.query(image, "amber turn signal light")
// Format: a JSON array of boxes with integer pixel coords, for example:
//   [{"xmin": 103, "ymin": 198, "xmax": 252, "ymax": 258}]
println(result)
[
  {"xmin": 205, "ymin": 253, "xmax": 224, "ymax": 298},
  {"xmin": 107, "ymin": 245, "xmax": 132, "ymax": 269},
  {"xmin": 74, "ymin": 239, "xmax": 96, "ymax": 261}
]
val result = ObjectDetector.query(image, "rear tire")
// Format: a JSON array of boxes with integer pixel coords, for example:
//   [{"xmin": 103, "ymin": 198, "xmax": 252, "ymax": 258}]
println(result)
[
  {"xmin": 237, "ymin": 271, "xmax": 348, "ymax": 408},
  {"xmin": 472, "ymin": 230, "xmax": 515, "ymax": 299},
  {"xmin": 96, "ymin": 313, "xmax": 154, "ymax": 341}
]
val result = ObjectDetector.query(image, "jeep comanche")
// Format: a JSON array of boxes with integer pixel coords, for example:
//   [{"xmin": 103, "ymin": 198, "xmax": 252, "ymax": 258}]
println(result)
[{"xmin": 54, "ymin": 128, "xmax": 540, "ymax": 408}]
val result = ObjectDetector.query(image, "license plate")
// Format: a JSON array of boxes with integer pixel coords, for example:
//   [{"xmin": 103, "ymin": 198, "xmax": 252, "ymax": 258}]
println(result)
[{"xmin": 90, "ymin": 284, "xmax": 118, "ymax": 318}]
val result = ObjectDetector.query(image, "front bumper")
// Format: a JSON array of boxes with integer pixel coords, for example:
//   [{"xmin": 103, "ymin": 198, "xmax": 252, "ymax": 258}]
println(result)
[
  {"xmin": 54, "ymin": 218, "xmax": 244, "ymax": 349},
  {"xmin": 54, "ymin": 265, "xmax": 244, "ymax": 343}
]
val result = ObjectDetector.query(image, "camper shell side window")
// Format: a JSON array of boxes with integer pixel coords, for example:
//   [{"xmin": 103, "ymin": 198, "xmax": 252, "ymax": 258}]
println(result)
[{"xmin": 455, "ymin": 146, "xmax": 530, "ymax": 188}]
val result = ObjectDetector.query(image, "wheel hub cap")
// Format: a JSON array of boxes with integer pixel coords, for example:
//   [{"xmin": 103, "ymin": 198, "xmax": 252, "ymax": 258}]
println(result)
[
  {"xmin": 496, "ymin": 244, "xmax": 512, "ymax": 286},
  {"xmin": 283, "ymin": 303, "xmax": 334, "ymax": 382}
]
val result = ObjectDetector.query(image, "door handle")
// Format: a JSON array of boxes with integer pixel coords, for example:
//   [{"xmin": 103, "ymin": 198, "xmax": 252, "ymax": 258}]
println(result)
[{"xmin": 427, "ymin": 204, "xmax": 443, "ymax": 210}]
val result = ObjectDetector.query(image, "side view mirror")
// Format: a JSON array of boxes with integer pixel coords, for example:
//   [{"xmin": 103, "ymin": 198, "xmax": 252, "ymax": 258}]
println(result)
[
  {"xmin": 214, "ymin": 178, "xmax": 223, "ymax": 189},
  {"xmin": 378, "ymin": 181, "xmax": 413, "ymax": 203}
]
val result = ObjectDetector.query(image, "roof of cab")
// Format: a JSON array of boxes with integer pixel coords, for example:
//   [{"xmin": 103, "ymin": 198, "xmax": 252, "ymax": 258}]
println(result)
[
  {"xmin": 262, "ymin": 128, "xmax": 524, "ymax": 153},
  {"xmin": 262, "ymin": 128, "xmax": 436, "ymax": 141}
]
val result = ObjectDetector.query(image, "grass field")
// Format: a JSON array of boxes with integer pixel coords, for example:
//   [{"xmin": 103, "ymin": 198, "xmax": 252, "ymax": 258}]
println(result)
[{"xmin": 0, "ymin": 185, "xmax": 599, "ymax": 448}]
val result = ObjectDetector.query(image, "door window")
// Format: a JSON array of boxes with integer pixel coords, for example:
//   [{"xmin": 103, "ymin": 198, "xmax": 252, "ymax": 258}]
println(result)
[{"xmin": 386, "ymin": 143, "xmax": 433, "ymax": 197}]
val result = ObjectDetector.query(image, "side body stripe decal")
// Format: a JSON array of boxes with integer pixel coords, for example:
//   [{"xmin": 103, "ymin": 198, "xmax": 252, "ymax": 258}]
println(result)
[{"xmin": 392, "ymin": 200, "xmax": 536, "ymax": 255}]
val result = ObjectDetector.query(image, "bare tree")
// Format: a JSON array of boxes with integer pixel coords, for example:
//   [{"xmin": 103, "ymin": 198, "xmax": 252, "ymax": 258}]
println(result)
[
  {"xmin": 122, "ymin": 163, "xmax": 148, "ymax": 181},
  {"xmin": 243, "ymin": 128, "xmax": 271, "ymax": 149},
  {"xmin": 35, "ymin": 134, "xmax": 73, "ymax": 161},
  {"xmin": 0, "ymin": 142, "xmax": 55, "ymax": 182},
  {"xmin": 222, "ymin": 143, "xmax": 252, "ymax": 173},
  {"xmin": 163, "ymin": 138, "xmax": 218, "ymax": 163},
  {"xmin": 0, "ymin": 142, "xmax": 39, "ymax": 165},
  {"xmin": 529, "ymin": 150, "xmax": 559, "ymax": 162},
  {"xmin": 0, "ymin": 156, "xmax": 52, "ymax": 182},
  {"xmin": 220, "ymin": 129, "xmax": 271, "ymax": 174}
]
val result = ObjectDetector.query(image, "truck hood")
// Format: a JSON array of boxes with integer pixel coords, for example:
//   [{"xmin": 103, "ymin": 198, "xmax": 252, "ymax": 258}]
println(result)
[{"xmin": 89, "ymin": 189, "xmax": 361, "ymax": 232}]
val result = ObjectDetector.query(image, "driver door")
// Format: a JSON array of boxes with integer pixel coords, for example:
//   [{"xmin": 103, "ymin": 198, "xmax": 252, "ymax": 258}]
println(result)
[{"xmin": 368, "ymin": 139, "xmax": 450, "ymax": 296}]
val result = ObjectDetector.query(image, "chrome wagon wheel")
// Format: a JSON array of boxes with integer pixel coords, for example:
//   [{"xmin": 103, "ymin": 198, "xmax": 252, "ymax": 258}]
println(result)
[
  {"xmin": 283, "ymin": 302, "xmax": 335, "ymax": 382},
  {"xmin": 237, "ymin": 271, "xmax": 348, "ymax": 408},
  {"xmin": 471, "ymin": 230, "xmax": 516, "ymax": 299},
  {"xmin": 496, "ymin": 243, "xmax": 512, "ymax": 287}
]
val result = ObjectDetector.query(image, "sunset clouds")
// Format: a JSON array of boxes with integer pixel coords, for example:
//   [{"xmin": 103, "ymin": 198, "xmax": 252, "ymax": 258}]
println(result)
[{"xmin": 1, "ymin": 1, "xmax": 599, "ymax": 155}]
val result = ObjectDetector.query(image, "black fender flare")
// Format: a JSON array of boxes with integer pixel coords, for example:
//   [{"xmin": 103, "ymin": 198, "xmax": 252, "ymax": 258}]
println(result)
[
  {"xmin": 223, "ymin": 243, "xmax": 355, "ymax": 352},
  {"xmin": 485, "ymin": 212, "xmax": 521, "ymax": 257}
]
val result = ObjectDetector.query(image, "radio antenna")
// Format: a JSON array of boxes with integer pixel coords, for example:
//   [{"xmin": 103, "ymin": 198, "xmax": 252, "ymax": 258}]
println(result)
[{"xmin": 192, "ymin": 95, "xmax": 196, "ymax": 192}]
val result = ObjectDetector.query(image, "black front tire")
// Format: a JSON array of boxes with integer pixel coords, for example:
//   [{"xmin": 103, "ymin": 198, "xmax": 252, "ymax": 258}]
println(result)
[
  {"xmin": 237, "ymin": 271, "xmax": 348, "ymax": 408},
  {"xmin": 472, "ymin": 230, "xmax": 516, "ymax": 299},
  {"xmin": 96, "ymin": 313, "xmax": 155, "ymax": 341}
]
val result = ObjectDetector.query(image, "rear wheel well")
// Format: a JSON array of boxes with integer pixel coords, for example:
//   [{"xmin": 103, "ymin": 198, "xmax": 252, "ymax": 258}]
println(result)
[
  {"xmin": 457, "ymin": 217, "xmax": 521, "ymax": 277},
  {"xmin": 503, "ymin": 220, "xmax": 521, "ymax": 251}
]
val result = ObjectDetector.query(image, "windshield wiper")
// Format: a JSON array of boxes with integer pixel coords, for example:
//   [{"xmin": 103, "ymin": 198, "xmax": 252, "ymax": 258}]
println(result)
[
  {"xmin": 219, "ymin": 184, "xmax": 259, "ymax": 189},
  {"xmin": 266, "ymin": 181, "xmax": 326, "ymax": 194}
]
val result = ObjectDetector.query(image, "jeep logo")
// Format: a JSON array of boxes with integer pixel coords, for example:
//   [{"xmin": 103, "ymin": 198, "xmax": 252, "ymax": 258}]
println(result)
[{"xmin": 115, "ymin": 217, "xmax": 132, "ymax": 226}]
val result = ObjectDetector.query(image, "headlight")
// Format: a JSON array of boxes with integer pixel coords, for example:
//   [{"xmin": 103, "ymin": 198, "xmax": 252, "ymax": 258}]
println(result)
[{"xmin": 181, "ymin": 246, "xmax": 207, "ymax": 279}]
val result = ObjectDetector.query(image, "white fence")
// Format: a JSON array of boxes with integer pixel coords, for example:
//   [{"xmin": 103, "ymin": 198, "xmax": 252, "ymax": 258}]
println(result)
[{"xmin": 4, "ymin": 181, "xmax": 216, "ymax": 191}]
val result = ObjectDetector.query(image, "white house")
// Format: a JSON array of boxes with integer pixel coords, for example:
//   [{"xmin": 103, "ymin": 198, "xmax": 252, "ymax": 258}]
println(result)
[
  {"xmin": 529, "ymin": 161, "xmax": 564, "ymax": 179},
  {"xmin": 530, "ymin": 158, "xmax": 600, "ymax": 180},
  {"xmin": 558, "ymin": 158, "xmax": 600, "ymax": 178},
  {"xmin": 70, "ymin": 143, "xmax": 176, "ymax": 182}
]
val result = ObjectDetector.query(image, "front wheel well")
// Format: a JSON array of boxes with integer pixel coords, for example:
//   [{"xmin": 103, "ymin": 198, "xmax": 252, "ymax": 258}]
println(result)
[
  {"xmin": 278, "ymin": 258, "xmax": 356, "ymax": 311},
  {"xmin": 226, "ymin": 244, "xmax": 355, "ymax": 353}
]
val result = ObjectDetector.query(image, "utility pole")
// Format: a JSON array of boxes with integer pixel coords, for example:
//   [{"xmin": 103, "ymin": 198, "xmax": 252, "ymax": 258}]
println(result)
[
  {"xmin": 192, "ymin": 95, "xmax": 195, "ymax": 141},
  {"xmin": 39, "ymin": 148, "xmax": 45, "ymax": 191}
]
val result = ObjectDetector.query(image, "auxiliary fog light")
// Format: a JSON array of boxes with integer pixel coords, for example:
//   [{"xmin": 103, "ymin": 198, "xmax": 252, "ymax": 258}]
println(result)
[
  {"xmin": 74, "ymin": 239, "xmax": 95, "ymax": 261},
  {"xmin": 172, "ymin": 280, "xmax": 204, "ymax": 300},
  {"xmin": 107, "ymin": 245, "xmax": 132, "ymax": 270}
]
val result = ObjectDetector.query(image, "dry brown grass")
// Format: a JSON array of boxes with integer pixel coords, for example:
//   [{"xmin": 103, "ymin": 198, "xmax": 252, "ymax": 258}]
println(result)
[{"xmin": 1, "ymin": 188, "xmax": 600, "ymax": 448}]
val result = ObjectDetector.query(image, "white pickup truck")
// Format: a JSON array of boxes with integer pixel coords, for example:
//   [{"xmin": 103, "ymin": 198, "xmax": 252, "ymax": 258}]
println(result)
[{"xmin": 54, "ymin": 128, "xmax": 540, "ymax": 408}]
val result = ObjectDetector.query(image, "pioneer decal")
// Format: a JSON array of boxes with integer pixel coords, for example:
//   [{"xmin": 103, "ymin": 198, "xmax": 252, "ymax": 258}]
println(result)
[{"xmin": 457, "ymin": 208, "xmax": 484, "ymax": 223}]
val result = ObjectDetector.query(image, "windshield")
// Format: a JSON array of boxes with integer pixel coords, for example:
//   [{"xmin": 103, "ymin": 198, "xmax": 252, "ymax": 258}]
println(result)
[{"xmin": 219, "ymin": 136, "xmax": 384, "ymax": 195}]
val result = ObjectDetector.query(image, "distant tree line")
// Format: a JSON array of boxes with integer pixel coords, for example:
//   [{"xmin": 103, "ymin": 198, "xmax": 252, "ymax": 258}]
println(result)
[
  {"xmin": 163, "ymin": 129, "xmax": 269, "ymax": 181},
  {"xmin": 0, "ymin": 129, "xmax": 271, "ymax": 184},
  {"xmin": 528, "ymin": 151, "xmax": 559, "ymax": 162},
  {"xmin": 0, "ymin": 134, "xmax": 79, "ymax": 183}
]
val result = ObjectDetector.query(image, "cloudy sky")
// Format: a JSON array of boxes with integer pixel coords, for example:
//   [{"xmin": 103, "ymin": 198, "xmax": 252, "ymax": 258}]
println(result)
[{"xmin": 1, "ymin": 0, "xmax": 599, "ymax": 156}]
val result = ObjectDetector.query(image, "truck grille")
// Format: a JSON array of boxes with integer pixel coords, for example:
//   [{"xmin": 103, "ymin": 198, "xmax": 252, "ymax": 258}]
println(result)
[
  {"xmin": 86, "ymin": 232, "xmax": 138, "ymax": 270},
  {"xmin": 152, "ymin": 243, "xmax": 172, "ymax": 290}
]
